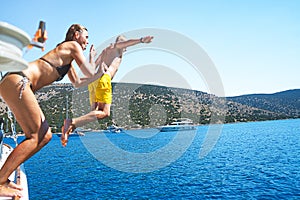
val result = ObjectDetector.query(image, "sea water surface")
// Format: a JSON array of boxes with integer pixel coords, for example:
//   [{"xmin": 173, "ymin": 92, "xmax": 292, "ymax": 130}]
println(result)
[{"xmin": 6, "ymin": 119, "xmax": 300, "ymax": 199}]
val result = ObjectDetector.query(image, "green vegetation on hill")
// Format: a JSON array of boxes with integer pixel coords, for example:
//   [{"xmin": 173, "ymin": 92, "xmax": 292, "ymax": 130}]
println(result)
[
  {"xmin": 227, "ymin": 89, "xmax": 300, "ymax": 118},
  {"xmin": 0, "ymin": 83, "xmax": 299, "ymax": 132}
]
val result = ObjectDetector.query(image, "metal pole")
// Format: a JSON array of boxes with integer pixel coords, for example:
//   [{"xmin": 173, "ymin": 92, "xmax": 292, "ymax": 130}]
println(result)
[{"xmin": 66, "ymin": 95, "xmax": 69, "ymax": 119}]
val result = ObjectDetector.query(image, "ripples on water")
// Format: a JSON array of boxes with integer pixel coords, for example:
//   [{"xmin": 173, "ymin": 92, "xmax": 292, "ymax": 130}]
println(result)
[{"xmin": 7, "ymin": 119, "xmax": 299, "ymax": 199}]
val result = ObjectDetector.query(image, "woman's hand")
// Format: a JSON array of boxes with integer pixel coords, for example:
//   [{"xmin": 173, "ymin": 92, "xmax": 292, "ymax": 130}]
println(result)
[{"xmin": 97, "ymin": 62, "xmax": 108, "ymax": 74}]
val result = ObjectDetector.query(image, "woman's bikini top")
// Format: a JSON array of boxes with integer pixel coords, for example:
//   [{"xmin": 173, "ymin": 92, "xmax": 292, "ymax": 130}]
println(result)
[{"xmin": 40, "ymin": 57, "xmax": 71, "ymax": 81}]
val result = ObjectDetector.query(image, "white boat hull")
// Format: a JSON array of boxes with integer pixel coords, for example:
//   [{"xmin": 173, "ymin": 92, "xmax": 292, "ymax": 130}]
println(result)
[
  {"xmin": 159, "ymin": 125, "xmax": 197, "ymax": 132},
  {"xmin": 159, "ymin": 118, "xmax": 197, "ymax": 132},
  {"xmin": 0, "ymin": 144, "xmax": 29, "ymax": 200}
]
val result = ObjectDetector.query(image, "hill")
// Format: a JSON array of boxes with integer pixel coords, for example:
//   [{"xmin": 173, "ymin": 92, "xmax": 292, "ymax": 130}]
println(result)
[
  {"xmin": 227, "ymin": 89, "xmax": 300, "ymax": 118},
  {"xmin": 0, "ymin": 83, "xmax": 299, "ymax": 132}
]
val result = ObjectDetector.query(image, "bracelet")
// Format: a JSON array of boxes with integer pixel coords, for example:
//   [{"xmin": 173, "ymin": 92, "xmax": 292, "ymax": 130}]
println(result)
[{"xmin": 140, "ymin": 37, "xmax": 144, "ymax": 43}]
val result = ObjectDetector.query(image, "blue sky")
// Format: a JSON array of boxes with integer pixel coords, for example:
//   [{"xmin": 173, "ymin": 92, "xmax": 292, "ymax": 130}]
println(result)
[{"xmin": 1, "ymin": 0, "xmax": 299, "ymax": 96}]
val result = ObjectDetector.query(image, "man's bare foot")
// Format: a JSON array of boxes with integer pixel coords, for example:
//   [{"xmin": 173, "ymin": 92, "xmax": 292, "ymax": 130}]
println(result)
[
  {"xmin": 0, "ymin": 184, "xmax": 23, "ymax": 198},
  {"xmin": 61, "ymin": 119, "xmax": 75, "ymax": 147},
  {"xmin": 6, "ymin": 180, "xmax": 23, "ymax": 190}
]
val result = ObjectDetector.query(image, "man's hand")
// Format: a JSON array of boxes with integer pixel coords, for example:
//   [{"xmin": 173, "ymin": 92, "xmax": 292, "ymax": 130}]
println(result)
[
  {"xmin": 141, "ymin": 36, "xmax": 154, "ymax": 43},
  {"xmin": 89, "ymin": 44, "xmax": 97, "ymax": 62}
]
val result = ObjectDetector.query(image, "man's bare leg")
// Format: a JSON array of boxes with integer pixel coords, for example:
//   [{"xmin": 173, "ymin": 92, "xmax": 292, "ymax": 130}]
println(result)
[
  {"xmin": 61, "ymin": 119, "xmax": 76, "ymax": 147},
  {"xmin": 61, "ymin": 103, "xmax": 110, "ymax": 147}
]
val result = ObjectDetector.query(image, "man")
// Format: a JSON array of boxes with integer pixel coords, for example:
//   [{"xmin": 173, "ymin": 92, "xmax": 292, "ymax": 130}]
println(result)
[{"xmin": 61, "ymin": 35, "xmax": 154, "ymax": 147}]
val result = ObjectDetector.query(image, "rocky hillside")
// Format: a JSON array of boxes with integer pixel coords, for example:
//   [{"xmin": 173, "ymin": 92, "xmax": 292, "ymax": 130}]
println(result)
[
  {"xmin": 227, "ymin": 89, "xmax": 300, "ymax": 118},
  {"xmin": 0, "ymin": 83, "xmax": 298, "ymax": 132}
]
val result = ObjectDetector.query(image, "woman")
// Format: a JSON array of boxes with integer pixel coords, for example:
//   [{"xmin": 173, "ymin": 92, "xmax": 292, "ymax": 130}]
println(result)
[{"xmin": 0, "ymin": 24, "xmax": 104, "ymax": 198}]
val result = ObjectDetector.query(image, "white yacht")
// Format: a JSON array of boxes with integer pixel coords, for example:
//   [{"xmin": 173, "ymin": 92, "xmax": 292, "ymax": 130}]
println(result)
[{"xmin": 159, "ymin": 118, "xmax": 197, "ymax": 132}]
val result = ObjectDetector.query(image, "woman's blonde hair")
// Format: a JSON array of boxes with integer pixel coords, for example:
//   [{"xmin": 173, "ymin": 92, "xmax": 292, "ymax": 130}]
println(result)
[{"xmin": 65, "ymin": 24, "xmax": 88, "ymax": 41}]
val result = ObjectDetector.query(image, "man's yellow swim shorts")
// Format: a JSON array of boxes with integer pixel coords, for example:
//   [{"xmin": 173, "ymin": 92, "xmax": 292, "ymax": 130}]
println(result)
[
  {"xmin": 88, "ymin": 80, "xmax": 97, "ymax": 106},
  {"xmin": 94, "ymin": 73, "xmax": 112, "ymax": 104}
]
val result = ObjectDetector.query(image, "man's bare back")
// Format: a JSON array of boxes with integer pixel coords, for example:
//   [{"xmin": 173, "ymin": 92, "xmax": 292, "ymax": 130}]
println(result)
[
  {"xmin": 94, "ymin": 35, "xmax": 153, "ymax": 79},
  {"xmin": 95, "ymin": 43, "xmax": 123, "ymax": 79}
]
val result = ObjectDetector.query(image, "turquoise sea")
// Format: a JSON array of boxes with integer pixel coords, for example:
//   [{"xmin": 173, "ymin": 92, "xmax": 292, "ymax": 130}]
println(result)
[{"xmin": 6, "ymin": 119, "xmax": 300, "ymax": 199}]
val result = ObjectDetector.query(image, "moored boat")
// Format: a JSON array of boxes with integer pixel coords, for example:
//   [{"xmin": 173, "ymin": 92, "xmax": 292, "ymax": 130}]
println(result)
[
  {"xmin": 103, "ymin": 125, "xmax": 125, "ymax": 133},
  {"xmin": 159, "ymin": 118, "xmax": 197, "ymax": 132},
  {"xmin": 56, "ymin": 130, "xmax": 85, "ymax": 138}
]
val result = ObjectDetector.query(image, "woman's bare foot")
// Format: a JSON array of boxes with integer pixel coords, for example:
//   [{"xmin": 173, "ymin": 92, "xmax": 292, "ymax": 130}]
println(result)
[
  {"xmin": 6, "ymin": 180, "xmax": 23, "ymax": 190},
  {"xmin": 61, "ymin": 119, "xmax": 75, "ymax": 147},
  {"xmin": 0, "ymin": 184, "xmax": 23, "ymax": 198}
]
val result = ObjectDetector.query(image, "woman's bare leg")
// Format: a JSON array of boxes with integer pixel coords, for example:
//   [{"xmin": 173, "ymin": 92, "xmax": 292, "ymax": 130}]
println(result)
[
  {"xmin": 0, "ymin": 75, "xmax": 52, "ymax": 197},
  {"xmin": 5, "ymin": 180, "xmax": 22, "ymax": 190},
  {"xmin": 0, "ymin": 185, "xmax": 23, "ymax": 198}
]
